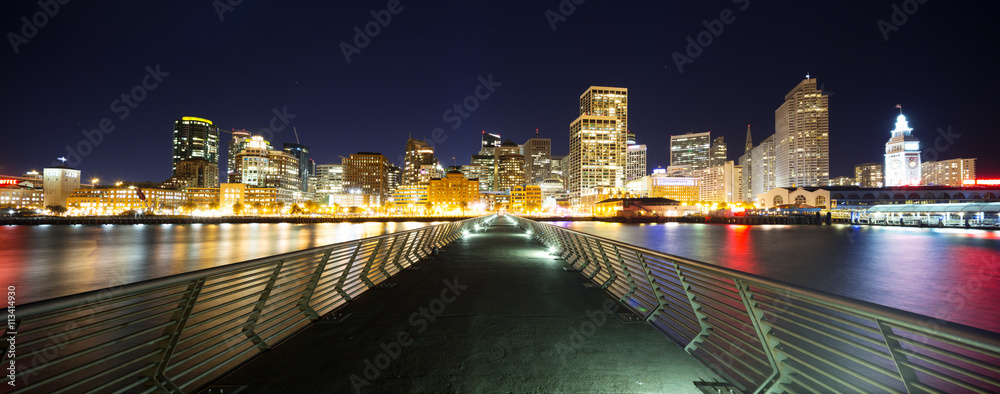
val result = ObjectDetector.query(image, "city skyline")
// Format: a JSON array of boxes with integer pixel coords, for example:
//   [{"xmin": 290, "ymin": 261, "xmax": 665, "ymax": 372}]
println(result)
[{"xmin": 2, "ymin": 1, "xmax": 998, "ymax": 182}]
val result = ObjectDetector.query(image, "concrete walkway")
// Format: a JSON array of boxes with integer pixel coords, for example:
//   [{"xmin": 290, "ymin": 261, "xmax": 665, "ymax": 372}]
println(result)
[{"xmin": 212, "ymin": 217, "xmax": 717, "ymax": 393}]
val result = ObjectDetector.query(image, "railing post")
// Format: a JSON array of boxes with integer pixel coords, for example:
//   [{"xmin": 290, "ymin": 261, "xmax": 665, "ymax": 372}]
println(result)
[
  {"xmin": 360, "ymin": 239, "xmax": 384, "ymax": 288},
  {"xmin": 243, "ymin": 261, "xmax": 285, "ymax": 351},
  {"xmin": 390, "ymin": 233, "xmax": 409, "ymax": 271},
  {"xmin": 298, "ymin": 248, "xmax": 333, "ymax": 321},
  {"xmin": 635, "ymin": 251, "xmax": 669, "ymax": 323},
  {"xmin": 876, "ymin": 320, "xmax": 923, "ymax": 393},
  {"xmin": 674, "ymin": 264, "xmax": 714, "ymax": 354},
  {"xmin": 378, "ymin": 234, "xmax": 400, "ymax": 277},
  {"xmin": 612, "ymin": 245, "xmax": 639, "ymax": 304},
  {"xmin": 581, "ymin": 234, "xmax": 602, "ymax": 280},
  {"xmin": 144, "ymin": 278, "xmax": 205, "ymax": 392},
  {"xmin": 335, "ymin": 243, "xmax": 363, "ymax": 302},
  {"xmin": 401, "ymin": 231, "xmax": 421, "ymax": 266},
  {"xmin": 595, "ymin": 241, "xmax": 617, "ymax": 289},
  {"xmin": 573, "ymin": 233, "xmax": 594, "ymax": 274},
  {"xmin": 734, "ymin": 279, "xmax": 788, "ymax": 393}
]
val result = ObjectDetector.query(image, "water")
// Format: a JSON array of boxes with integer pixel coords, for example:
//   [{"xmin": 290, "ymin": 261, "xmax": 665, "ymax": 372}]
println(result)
[
  {"xmin": 0, "ymin": 222, "xmax": 433, "ymax": 304},
  {"xmin": 550, "ymin": 221, "xmax": 1000, "ymax": 333}
]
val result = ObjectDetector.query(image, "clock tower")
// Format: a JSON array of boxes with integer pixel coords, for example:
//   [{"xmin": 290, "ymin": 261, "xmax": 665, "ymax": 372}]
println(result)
[{"xmin": 884, "ymin": 109, "xmax": 921, "ymax": 186}]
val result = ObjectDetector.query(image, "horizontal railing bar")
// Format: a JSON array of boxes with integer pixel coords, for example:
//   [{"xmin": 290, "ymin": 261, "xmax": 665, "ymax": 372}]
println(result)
[
  {"xmin": 888, "ymin": 333, "xmax": 1000, "ymax": 374},
  {"xmin": 896, "ymin": 347, "xmax": 1000, "ymax": 388},
  {"xmin": 768, "ymin": 325, "xmax": 901, "ymax": 381},
  {"xmin": 53, "ymin": 353, "xmax": 154, "ymax": 394},
  {"xmin": 900, "ymin": 358, "xmax": 992, "ymax": 393},
  {"xmin": 761, "ymin": 308, "xmax": 890, "ymax": 359},
  {"xmin": 782, "ymin": 351, "xmax": 872, "ymax": 393},
  {"xmin": 780, "ymin": 341, "xmax": 899, "ymax": 392}
]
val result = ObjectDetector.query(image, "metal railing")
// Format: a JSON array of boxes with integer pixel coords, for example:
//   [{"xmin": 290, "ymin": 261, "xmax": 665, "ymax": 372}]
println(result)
[
  {"xmin": 512, "ymin": 216, "xmax": 1000, "ymax": 393},
  {"xmin": 1, "ymin": 216, "xmax": 494, "ymax": 393}
]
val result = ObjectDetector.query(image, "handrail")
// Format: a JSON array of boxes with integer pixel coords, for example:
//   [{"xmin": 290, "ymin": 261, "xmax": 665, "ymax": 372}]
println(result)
[
  {"xmin": 2, "ymin": 215, "xmax": 495, "ymax": 393},
  {"xmin": 511, "ymin": 215, "xmax": 1000, "ymax": 393}
]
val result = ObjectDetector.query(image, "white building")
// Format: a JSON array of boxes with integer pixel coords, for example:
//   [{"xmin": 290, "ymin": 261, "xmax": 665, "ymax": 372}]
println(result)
[
  {"xmin": 626, "ymin": 144, "xmax": 647, "ymax": 182},
  {"xmin": 884, "ymin": 112, "xmax": 921, "ymax": 186},
  {"xmin": 922, "ymin": 158, "xmax": 976, "ymax": 186},
  {"xmin": 775, "ymin": 78, "xmax": 829, "ymax": 187},
  {"xmin": 757, "ymin": 187, "xmax": 830, "ymax": 209},
  {"xmin": 43, "ymin": 166, "xmax": 81, "ymax": 208},
  {"xmin": 691, "ymin": 161, "xmax": 740, "ymax": 203}
]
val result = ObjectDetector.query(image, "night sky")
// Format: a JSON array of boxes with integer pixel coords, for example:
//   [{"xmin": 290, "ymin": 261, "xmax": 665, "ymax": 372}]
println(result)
[{"xmin": 2, "ymin": 0, "xmax": 998, "ymax": 183}]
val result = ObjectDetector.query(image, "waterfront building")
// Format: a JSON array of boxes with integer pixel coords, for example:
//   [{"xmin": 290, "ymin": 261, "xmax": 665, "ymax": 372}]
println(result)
[
  {"xmin": 922, "ymin": 158, "xmax": 976, "ymax": 187},
  {"xmin": 579, "ymin": 186, "xmax": 631, "ymax": 209},
  {"xmin": 774, "ymin": 78, "xmax": 829, "ymax": 187},
  {"xmin": 626, "ymin": 144, "xmax": 647, "ymax": 183},
  {"xmin": 43, "ymin": 166, "xmax": 81, "ymax": 208},
  {"xmin": 750, "ymin": 135, "xmax": 776, "ymax": 199},
  {"xmin": 593, "ymin": 197, "xmax": 684, "ymax": 217},
  {"xmin": 311, "ymin": 164, "xmax": 344, "ymax": 197},
  {"xmin": 0, "ymin": 177, "xmax": 43, "ymax": 208},
  {"xmin": 670, "ymin": 131, "xmax": 711, "ymax": 171},
  {"xmin": 227, "ymin": 130, "xmax": 254, "ymax": 183},
  {"xmin": 172, "ymin": 117, "xmax": 219, "ymax": 176},
  {"xmin": 342, "ymin": 152, "xmax": 389, "ymax": 205},
  {"xmin": 69, "ymin": 186, "xmax": 187, "ymax": 215},
  {"xmin": 392, "ymin": 185, "xmax": 429, "ymax": 212},
  {"xmin": 569, "ymin": 115, "xmax": 622, "ymax": 203},
  {"xmin": 691, "ymin": 161, "xmax": 740, "ymax": 203},
  {"xmin": 626, "ymin": 171, "xmax": 700, "ymax": 204},
  {"xmin": 738, "ymin": 126, "xmax": 753, "ymax": 202},
  {"xmin": 758, "ymin": 187, "xmax": 830, "ymax": 209},
  {"xmin": 496, "ymin": 140, "xmax": 525, "ymax": 191},
  {"xmin": 855, "ymin": 163, "xmax": 884, "ymax": 188},
  {"xmin": 780, "ymin": 185, "xmax": 1000, "ymax": 210},
  {"xmin": 522, "ymin": 137, "xmax": 552, "ymax": 185},
  {"xmin": 427, "ymin": 171, "xmax": 480, "ymax": 212},
  {"xmin": 283, "ymin": 143, "xmax": 311, "ymax": 192},
  {"xmin": 710, "ymin": 136, "xmax": 727, "ymax": 168},
  {"xmin": 884, "ymin": 111, "xmax": 922, "ymax": 186},
  {"xmin": 404, "ymin": 138, "xmax": 435, "ymax": 186},
  {"xmin": 510, "ymin": 185, "xmax": 542, "ymax": 213}
]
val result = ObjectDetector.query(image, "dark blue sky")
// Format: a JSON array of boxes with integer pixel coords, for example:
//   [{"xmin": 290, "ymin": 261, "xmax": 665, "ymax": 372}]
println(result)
[{"xmin": 2, "ymin": 0, "xmax": 997, "ymax": 183}]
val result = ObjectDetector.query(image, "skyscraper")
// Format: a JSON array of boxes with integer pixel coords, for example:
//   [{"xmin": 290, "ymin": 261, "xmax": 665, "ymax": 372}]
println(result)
[
  {"xmin": 710, "ymin": 136, "xmax": 727, "ymax": 168},
  {"xmin": 496, "ymin": 140, "xmax": 525, "ymax": 191},
  {"xmin": 670, "ymin": 131, "xmax": 711, "ymax": 171},
  {"xmin": 884, "ymin": 111, "xmax": 921, "ymax": 187},
  {"xmin": 342, "ymin": 152, "xmax": 389, "ymax": 203},
  {"xmin": 172, "ymin": 117, "xmax": 219, "ymax": 176},
  {"xmin": 921, "ymin": 158, "xmax": 975, "ymax": 187},
  {"xmin": 283, "ymin": 143, "xmax": 311, "ymax": 192},
  {"xmin": 522, "ymin": 137, "xmax": 552, "ymax": 185},
  {"xmin": 738, "ymin": 126, "xmax": 753, "ymax": 202},
  {"xmin": 626, "ymin": 144, "xmax": 647, "ymax": 182},
  {"xmin": 569, "ymin": 86, "xmax": 628, "ymax": 203},
  {"xmin": 750, "ymin": 135, "xmax": 776, "ymax": 203},
  {"xmin": 227, "ymin": 130, "xmax": 251, "ymax": 182},
  {"xmin": 481, "ymin": 132, "xmax": 502, "ymax": 155},
  {"xmin": 854, "ymin": 163, "xmax": 883, "ymax": 188},
  {"xmin": 404, "ymin": 138, "xmax": 435, "ymax": 185},
  {"xmin": 774, "ymin": 78, "xmax": 829, "ymax": 187}
]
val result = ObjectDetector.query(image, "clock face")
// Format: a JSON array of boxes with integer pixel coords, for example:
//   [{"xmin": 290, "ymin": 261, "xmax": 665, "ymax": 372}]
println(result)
[
  {"xmin": 908, "ymin": 159, "xmax": 918, "ymax": 168},
  {"xmin": 890, "ymin": 159, "xmax": 902, "ymax": 169}
]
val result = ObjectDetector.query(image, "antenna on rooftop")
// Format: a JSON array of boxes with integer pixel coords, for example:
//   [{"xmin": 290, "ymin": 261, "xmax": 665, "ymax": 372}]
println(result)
[{"xmin": 293, "ymin": 127, "xmax": 300, "ymax": 144}]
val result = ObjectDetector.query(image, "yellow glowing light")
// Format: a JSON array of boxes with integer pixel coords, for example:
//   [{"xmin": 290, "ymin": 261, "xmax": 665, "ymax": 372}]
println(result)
[{"xmin": 181, "ymin": 116, "xmax": 213, "ymax": 125}]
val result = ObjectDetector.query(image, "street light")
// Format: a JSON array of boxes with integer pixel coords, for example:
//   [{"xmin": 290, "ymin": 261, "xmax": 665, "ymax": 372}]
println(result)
[{"xmin": 91, "ymin": 178, "xmax": 99, "ymax": 187}]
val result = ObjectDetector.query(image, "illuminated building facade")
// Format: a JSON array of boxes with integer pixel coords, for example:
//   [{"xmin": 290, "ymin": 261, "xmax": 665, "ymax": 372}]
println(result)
[
  {"xmin": 172, "ymin": 158, "xmax": 220, "ymax": 188},
  {"xmin": 227, "ymin": 130, "xmax": 252, "ymax": 182},
  {"xmin": 283, "ymin": 143, "xmax": 311, "ymax": 192},
  {"xmin": 750, "ymin": 135, "xmax": 776, "ymax": 199},
  {"xmin": 393, "ymin": 185, "xmax": 428, "ymax": 211},
  {"xmin": 0, "ymin": 177, "xmax": 43, "ymax": 208},
  {"xmin": 626, "ymin": 144, "xmax": 647, "ymax": 182},
  {"xmin": 691, "ymin": 161, "xmax": 740, "ymax": 203},
  {"xmin": 922, "ymin": 158, "xmax": 976, "ymax": 187},
  {"xmin": 884, "ymin": 112, "xmax": 921, "ymax": 186},
  {"xmin": 738, "ymin": 126, "xmax": 753, "ymax": 202},
  {"xmin": 670, "ymin": 131, "xmax": 711, "ymax": 171},
  {"xmin": 510, "ymin": 185, "xmax": 542, "ymax": 212},
  {"xmin": 428, "ymin": 171, "xmax": 480, "ymax": 211},
  {"xmin": 854, "ymin": 163, "xmax": 883, "ymax": 188},
  {"xmin": 496, "ymin": 140, "xmax": 525, "ymax": 191},
  {"xmin": 342, "ymin": 152, "xmax": 389, "ymax": 204},
  {"xmin": 710, "ymin": 136, "xmax": 727, "ymax": 168},
  {"xmin": 68, "ymin": 187, "xmax": 187, "ymax": 214},
  {"xmin": 172, "ymin": 117, "xmax": 219, "ymax": 176},
  {"xmin": 775, "ymin": 78, "xmax": 829, "ymax": 187},
  {"xmin": 481, "ymin": 131, "xmax": 502, "ymax": 154},
  {"xmin": 43, "ymin": 166, "xmax": 80, "ymax": 208},
  {"xmin": 404, "ymin": 138, "xmax": 435, "ymax": 186},
  {"xmin": 829, "ymin": 176, "xmax": 855, "ymax": 186},
  {"xmin": 522, "ymin": 138, "xmax": 551, "ymax": 185},
  {"xmin": 569, "ymin": 116, "xmax": 621, "ymax": 203},
  {"xmin": 463, "ymin": 155, "xmax": 494, "ymax": 191}
]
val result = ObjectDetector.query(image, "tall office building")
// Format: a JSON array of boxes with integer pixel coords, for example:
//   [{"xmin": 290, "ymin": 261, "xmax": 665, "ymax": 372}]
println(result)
[
  {"xmin": 227, "ymin": 130, "xmax": 251, "ymax": 182},
  {"xmin": 522, "ymin": 137, "xmax": 552, "ymax": 185},
  {"xmin": 283, "ymin": 143, "xmax": 311, "ymax": 192},
  {"xmin": 231, "ymin": 136, "xmax": 270, "ymax": 186},
  {"xmin": 922, "ymin": 158, "xmax": 976, "ymax": 187},
  {"xmin": 710, "ymin": 136, "xmax": 727, "ymax": 167},
  {"xmin": 172, "ymin": 117, "xmax": 220, "ymax": 176},
  {"xmin": 884, "ymin": 112, "xmax": 922, "ymax": 187},
  {"xmin": 750, "ymin": 135, "xmax": 776, "ymax": 203},
  {"xmin": 569, "ymin": 86, "xmax": 628, "ymax": 203},
  {"xmin": 738, "ymin": 126, "xmax": 753, "ymax": 202},
  {"xmin": 464, "ymin": 155, "xmax": 495, "ymax": 191},
  {"xmin": 387, "ymin": 163, "xmax": 402, "ymax": 195},
  {"xmin": 496, "ymin": 140, "xmax": 525, "ymax": 191},
  {"xmin": 43, "ymin": 166, "xmax": 80, "ymax": 208},
  {"xmin": 626, "ymin": 144, "xmax": 647, "ymax": 182},
  {"xmin": 311, "ymin": 164, "xmax": 344, "ymax": 196},
  {"xmin": 404, "ymin": 138, "xmax": 435, "ymax": 186},
  {"xmin": 174, "ymin": 158, "xmax": 219, "ymax": 188},
  {"xmin": 342, "ymin": 152, "xmax": 389, "ymax": 203},
  {"xmin": 230, "ymin": 136, "xmax": 300, "ymax": 202},
  {"xmin": 481, "ymin": 132, "xmax": 502, "ymax": 155},
  {"xmin": 774, "ymin": 78, "xmax": 829, "ymax": 187},
  {"xmin": 550, "ymin": 155, "xmax": 566, "ymax": 179},
  {"xmin": 670, "ymin": 131, "xmax": 711, "ymax": 171},
  {"xmin": 854, "ymin": 163, "xmax": 883, "ymax": 188}
]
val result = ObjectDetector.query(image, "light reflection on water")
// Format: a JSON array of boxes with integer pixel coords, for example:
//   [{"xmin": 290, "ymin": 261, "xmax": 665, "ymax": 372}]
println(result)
[
  {"xmin": 0, "ymin": 222, "xmax": 430, "ymax": 304},
  {"xmin": 552, "ymin": 221, "xmax": 1000, "ymax": 333}
]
